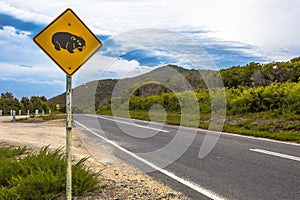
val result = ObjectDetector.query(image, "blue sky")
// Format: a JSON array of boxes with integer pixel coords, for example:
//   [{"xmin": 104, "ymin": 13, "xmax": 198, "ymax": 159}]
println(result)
[{"xmin": 1, "ymin": 0, "xmax": 300, "ymax": 99}]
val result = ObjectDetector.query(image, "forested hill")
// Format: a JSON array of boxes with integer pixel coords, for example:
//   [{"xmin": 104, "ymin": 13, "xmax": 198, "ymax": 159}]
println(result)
[
  {"xmin": 49, "ymin": 57, "xmax": 300, "ymax": 109},
  {"xmin": 48, "ymin": 57, "xmax": 300, "ymax": 142},
  {"xmin": 220, "ymin": 57, "xmax": 300, "ymax": 88}
]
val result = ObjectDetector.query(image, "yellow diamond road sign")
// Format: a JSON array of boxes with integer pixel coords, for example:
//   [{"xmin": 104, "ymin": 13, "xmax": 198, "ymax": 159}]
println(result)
[{"xmin": 33, "ymin": 9, "xmax": 102, "ymax": 75}]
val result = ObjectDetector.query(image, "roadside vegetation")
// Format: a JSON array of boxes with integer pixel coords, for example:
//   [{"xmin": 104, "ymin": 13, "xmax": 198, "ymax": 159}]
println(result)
[
  {"xmin": 97, "ymin": 57, "xmax": 300, "ymax": 143},
  {"xmin": 0, "ymin": 145, "xmax": 103, "ymax": 199},
  {"xmin": 16, "ymin": 113, "xmax": 66, "ymax": 123},
  {"xmin": 0, "ymin": 93, "xmax": 54, "ymax": 115},
  {"xmin": 0, "ymin": 92, "xmax": 66, "ymax": 122},
  {"xmin": 2, "ymin": 57, "xmax": 300, "ymax": 142},
  {"xmin": 98, "ymin": 82, "xmax": 300, "ymax": 142}
]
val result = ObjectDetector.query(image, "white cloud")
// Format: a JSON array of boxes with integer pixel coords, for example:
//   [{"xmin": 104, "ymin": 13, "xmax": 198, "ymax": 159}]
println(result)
[
  {"xmin": 0, "ymin": 76, "xmax": 64, "ymax": 86},
  {"xmin": 101, "ymin": 29, "xmax": 220, "ymax": 69},
  {"xmin": 0, "ymin": 62, "xmax": 61, "ymax": 77},
  {"xmin": 0, "ymin": 24, "xmax": 64, "ymax": 79},
  {"xmin": 2, "ymin": 0, "xmax": 300, "ymax": 62},
  {"xmin": 105, "ymin": 58, "xmax": 158, "ymax": 79},
  {"xmin": 75, "ymin": 53, "xmax": 158, "ymax": 87},
  {"xmin": 0, "ymin": 25, "xmax": 48, "ymax": 65},
  {"xmin": 0, "ymin": 0, "xmax": 51, "ymax": 24},
  {"xmin": 1, "ymin": 26, "xmax": 30, "ymax": 38},
  {"xmin": 0, "ymin": 25, "xmax": 30, "ymax": 45},
  {"xmin": 1, "ymin": 0, "xmax": 300, "ymax": 80},
  {"xmin": 1, "ymin": 0, "xmax": 299, "ymax": 99}
]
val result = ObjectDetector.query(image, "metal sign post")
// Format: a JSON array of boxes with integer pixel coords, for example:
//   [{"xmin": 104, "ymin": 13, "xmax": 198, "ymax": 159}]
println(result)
[
  {"xmin": 33, "ymin": 8, "xmax": 102, "ymax": 199},
  {"xmin": 66, "ymin": 75, "xmax": 72, "ymax": 199}
]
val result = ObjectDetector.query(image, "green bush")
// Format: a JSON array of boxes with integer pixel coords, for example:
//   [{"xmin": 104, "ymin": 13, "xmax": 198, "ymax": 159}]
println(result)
[
  {"xmin": 0, "ymin": 146, "xmax": 102, "ymax": 199},
  {"xmin": 97, "ymin": 81, "xmax": 300, "ymax": 142},
  {"xmin": 72, "ymin": 157, "xmax": 102, "ymax": 196},
  {"xmin": 0, "ymin": 145, "xmax": 27, "ymax": 186},
  {"xmin": 0, "ymin": 145, "xmax": 27, "ymax": 159}
]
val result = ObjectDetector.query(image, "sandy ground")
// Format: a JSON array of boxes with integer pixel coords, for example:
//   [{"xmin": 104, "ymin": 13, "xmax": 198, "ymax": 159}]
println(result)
[{"xmin": 0, "ymin": 116, "xmax": 188, "ymax": 199}]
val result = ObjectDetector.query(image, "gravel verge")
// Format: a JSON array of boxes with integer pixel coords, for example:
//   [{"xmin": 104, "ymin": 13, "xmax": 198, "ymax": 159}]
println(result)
[{"xmin": 0, "ymin": 116, "xmax": 188, "ymax": 199}]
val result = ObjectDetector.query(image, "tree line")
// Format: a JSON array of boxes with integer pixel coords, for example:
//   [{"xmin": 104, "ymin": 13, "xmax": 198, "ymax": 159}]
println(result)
[
  {"xmin": 0, "ymin": 92, "xmax": 52, "ymax": 115},
  {"xmin": 220, "ymin": 59, "xmax": 300, "ymax": 88},
  {"xmin": 104, "ymin": 81, "xmax": 299, "ymax": 117}
]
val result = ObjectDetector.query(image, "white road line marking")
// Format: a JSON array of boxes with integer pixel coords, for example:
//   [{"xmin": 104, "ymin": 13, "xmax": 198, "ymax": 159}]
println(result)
[
  {"xmin": 221, "ymin": 132, "xmax": 300, "ymax": 146},
  {"xmin": 85, "ymin": 114, "xmax": 169, "ymax": 133},
  {"xmin": 75, "ymin": 120, "xmax": 226, "ymax": 200},
  {"xmin": 249, "ymin": 149, "xmax": 300, "ymax": 162},
  {"xmin": 86, "ymin": 114, "xmax": 300, "ymax": 147}
]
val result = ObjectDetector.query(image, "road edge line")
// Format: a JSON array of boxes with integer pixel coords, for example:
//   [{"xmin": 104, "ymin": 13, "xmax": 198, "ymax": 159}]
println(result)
[
  {"xmin": 75, "ymin": 120, "xmax": 226, "ymax": 200},
  {"xmin": 249, "ymin": 149, "xmax": 300, "ymax": 162},
  {"xmin": 85, "ymin": 114, "xmax": 169, "ymax": 133}
]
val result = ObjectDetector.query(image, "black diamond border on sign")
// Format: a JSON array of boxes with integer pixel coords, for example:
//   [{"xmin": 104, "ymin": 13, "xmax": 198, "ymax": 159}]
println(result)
[{"xmin": 33, "ymin": 8, "xmax": 102, "ymax": 75}]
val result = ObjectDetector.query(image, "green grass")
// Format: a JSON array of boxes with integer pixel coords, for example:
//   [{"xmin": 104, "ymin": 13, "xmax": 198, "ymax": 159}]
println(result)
[
  {"xmin": 223, "ymin": 114, "xmax": 300, "ymax": 142},
  {"xmin": 223, "ymin": 124, "xmax": 300, "ymax": 142},
  {"xmin": 108, "ymin": 109, "xmax": 211, "ymax": 128},
  {"xmin": 98, "ymin": 108, "xmax": 300, "ymax": 143},
  {"xmin": 16, "ymin": 113, "xmax": 66, "ymax": 123},
  {"xmin": 0, "ymin": 145, "xmax": 104, "ymax": 199}
]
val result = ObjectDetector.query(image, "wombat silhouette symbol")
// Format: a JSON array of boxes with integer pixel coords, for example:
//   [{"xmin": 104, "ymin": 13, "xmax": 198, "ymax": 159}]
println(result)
[{"xmin": 52, "ymin": 32, "xmax": 86, "ymax": 53}]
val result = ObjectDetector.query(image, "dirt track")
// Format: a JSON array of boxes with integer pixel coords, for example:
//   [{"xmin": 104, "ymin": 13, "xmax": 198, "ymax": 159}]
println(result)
[{"xmin": 0, "ymin": 116, "xmax": 188, "ymax": 199}]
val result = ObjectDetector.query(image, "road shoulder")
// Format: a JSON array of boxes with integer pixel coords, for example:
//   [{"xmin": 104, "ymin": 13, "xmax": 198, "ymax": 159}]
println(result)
[{"xmin": 0, "ymin": 116, "xmax": 188, "ymax": 199}]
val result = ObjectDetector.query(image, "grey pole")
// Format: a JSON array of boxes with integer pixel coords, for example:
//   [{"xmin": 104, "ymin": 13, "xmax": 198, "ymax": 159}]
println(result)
[{"xmin": 66, "ymin": 75, "xmax": 72, "ymax": 200}]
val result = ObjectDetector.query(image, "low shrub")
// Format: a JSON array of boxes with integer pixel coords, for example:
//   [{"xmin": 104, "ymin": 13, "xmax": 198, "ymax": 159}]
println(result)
[{"xmin": 0, "ymin": 145, "xmax": 103, "ymax": 199}]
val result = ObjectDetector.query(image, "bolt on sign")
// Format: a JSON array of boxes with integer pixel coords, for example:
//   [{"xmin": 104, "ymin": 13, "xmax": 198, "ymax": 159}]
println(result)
[{"xmin": 33, "ymin": 8, "xmax": 102, "ymax": 75}]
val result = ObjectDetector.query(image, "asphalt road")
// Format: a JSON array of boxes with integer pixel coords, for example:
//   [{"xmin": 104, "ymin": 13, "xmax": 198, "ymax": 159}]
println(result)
[{"xmin": 74, "ymin": 114, "xmax": 300, "ymax": 200}]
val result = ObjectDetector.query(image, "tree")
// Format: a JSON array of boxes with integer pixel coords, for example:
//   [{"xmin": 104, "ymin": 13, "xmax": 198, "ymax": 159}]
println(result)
[
  {"xmin": 1, "ymin": 92, "xmax": 15, "ymax": 99},
  {"xmin": 21, "ymin": 97, "xmax": 33, "ymax": 112},
  {"xmin": 0, "ymin": 92, "xmax": 22, "ymax": 114}
]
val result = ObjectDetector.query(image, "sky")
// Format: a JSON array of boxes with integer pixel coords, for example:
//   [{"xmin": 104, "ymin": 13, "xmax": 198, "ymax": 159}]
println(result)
[{"xmin": 0, "ymin": 0, "xmax": 300, "ymax": 99}]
